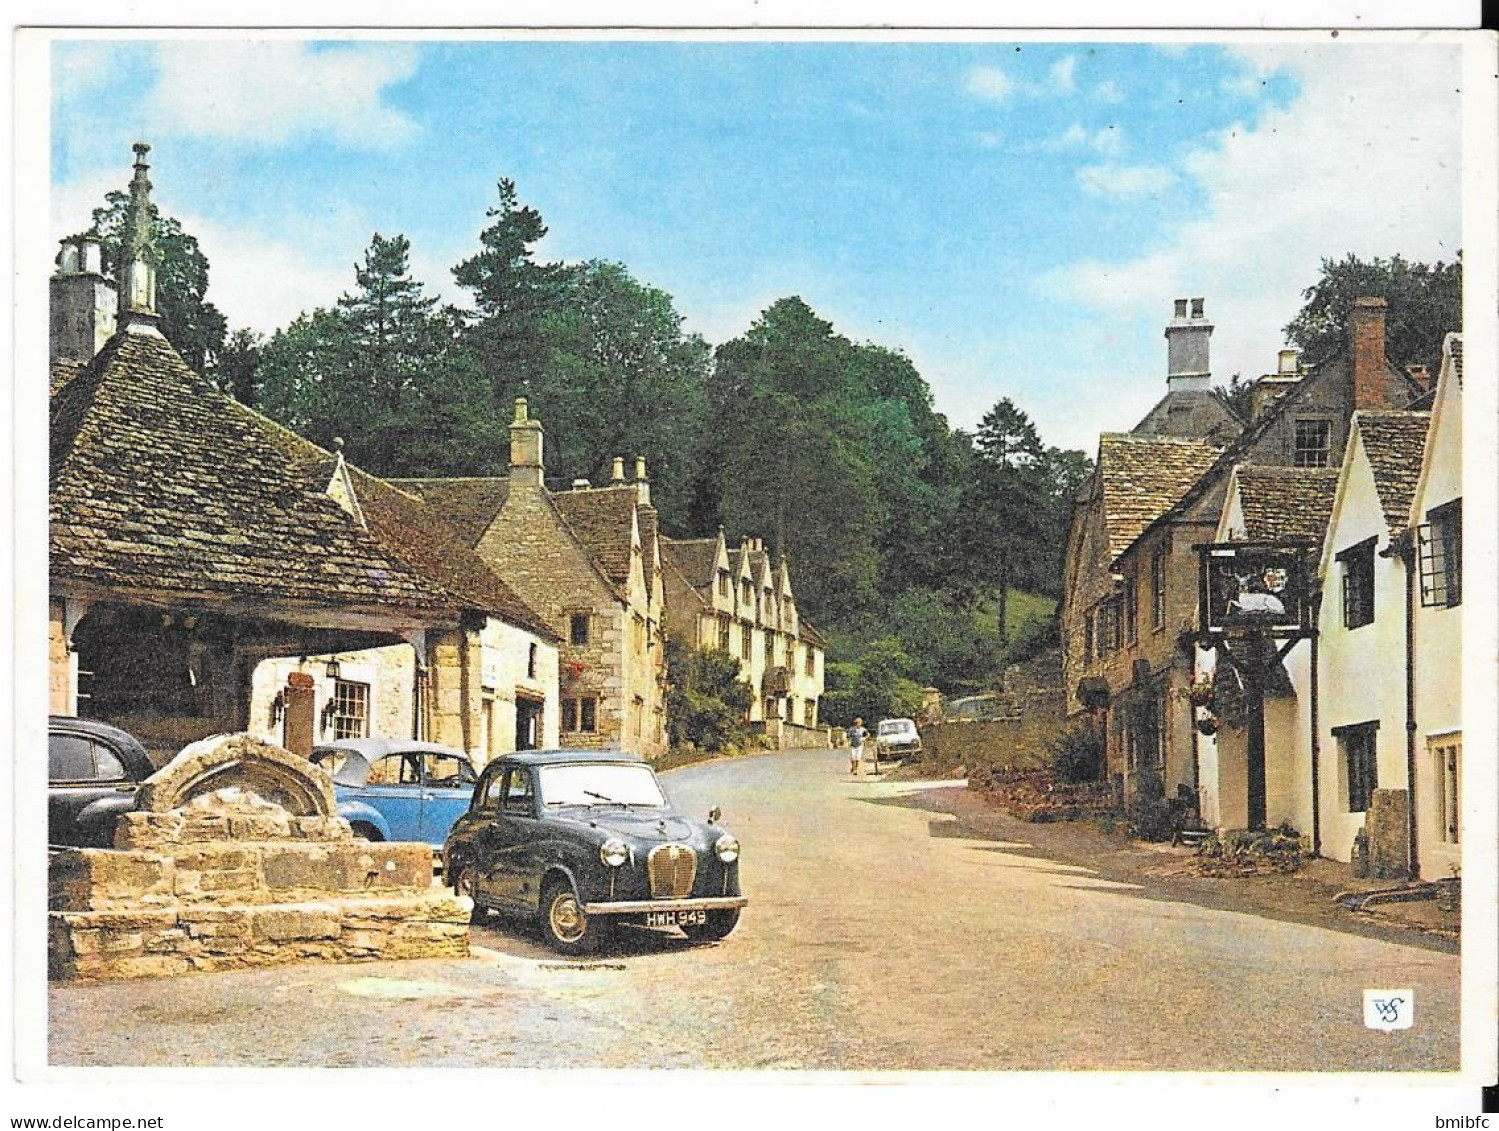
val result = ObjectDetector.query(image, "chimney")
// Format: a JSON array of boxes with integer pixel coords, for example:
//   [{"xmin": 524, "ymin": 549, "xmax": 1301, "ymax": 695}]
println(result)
[
  {"xmin": 1164, "ymin": 297, "xmax": 1212, "ymax": 392},
  {"xmin": 508, "ymin": 397, "xmax": 545, "ymax": 487},
  {"xmin": 633, "ymin": 456, "xmax": 650, "ymax": 506},
  {"xmin": 611, "ymin": 456, "xmax": 626, "ymax": 485},
  {"xmin": 1350, "ymin": 296, "xmax": 1389, "ymax": 410},
  {"xmin": 50, "ymin": 230, "xmax": 117, "ymax": 365},
  {"xmin": 571, "ymin": 478, "xmax": 592, "ymax": 490},
  {"xmin": 119, "ymin": 142, "xmax": 161, "ymax": 333},
  {"xmin": 1278, "ymin": 348, "xmax": 1301, "ymax": 374}
]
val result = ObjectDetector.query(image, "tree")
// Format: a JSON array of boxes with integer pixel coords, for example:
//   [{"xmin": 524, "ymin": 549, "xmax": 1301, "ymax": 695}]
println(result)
[
  {"xmin": 89, "ymin": 190, "xmax": 228, "ymax": 372},
  {"xmin": 1285, "ymin": 253, "xmax": 1462, "ymax": 376},
  {"xmin": 216, "ymin": 328, "xmax": 263, "ymax": 406},
  {"xmin": 664, "ymin": 639, "xmax": 753, "ymax": 752},
  {"xmin": 451, "ymin": 178, "xmax": 565, "ymax": 402},
  {"xmin": 336, "ymin": 233, "xmax": 443, "ymax": 415}
]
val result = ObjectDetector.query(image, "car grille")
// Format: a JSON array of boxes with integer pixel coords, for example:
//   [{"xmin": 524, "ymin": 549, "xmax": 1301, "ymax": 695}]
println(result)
[{"xmin": 647, "ymin": 843, "xmax": 698, "ymax": 899}]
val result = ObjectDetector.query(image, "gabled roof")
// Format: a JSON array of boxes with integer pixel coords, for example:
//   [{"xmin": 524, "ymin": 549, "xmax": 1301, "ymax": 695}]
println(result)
[
  {"xmin": 50, "ymin": 329, "xmax": 551, "ymax": 635},
  {"xmin": 660, "ymin": 536, "xmax": 720, "ymax": 590},
  {"xmin": 1355, "ymin": 411, "xmax": 1431, "ymax": 536},
  {"xmin": 387, "ymin": 477, "xmax": 510, "ymax": 548},
  {"xmin": 1095, "ymin": 433, "xmax": 1221, "ymax": 561},
  {"xmin": 1231, "ymin": 466, "xmax": 1341, "ymax": 544},
  {"xmin": 551, "ymin": 485, "xmax": 640, "ymax": 587},
  {"xmin": 1132, "ymin": 387, "xmax": 1244, "ymax": 442}
]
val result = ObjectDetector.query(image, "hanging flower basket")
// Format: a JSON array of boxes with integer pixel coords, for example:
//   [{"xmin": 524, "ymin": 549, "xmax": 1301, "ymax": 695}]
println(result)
[
  {"xmin": 564, "ymin": 660, "xmax": 588, "ymax": 681},
  {"xmin": 1196, "ymin": 715, "xmax": 1221, "ymax": 737}
]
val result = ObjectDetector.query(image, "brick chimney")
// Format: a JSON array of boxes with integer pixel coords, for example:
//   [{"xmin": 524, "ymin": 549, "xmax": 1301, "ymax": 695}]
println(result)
[
  {"xmin": 1350, "ymin": 296, "xmax": 1389, "ymax": 410},
  {"xmin": 1164, "ymin": 297, "xmax": 1212, "ymax": 391},
  {"xmin": 50, "ymin": 230, "xmax": 117, "ymax": 365},
  {"xmin": 508, "ymin": 397, "xmax": 545, "ymax": 488}
]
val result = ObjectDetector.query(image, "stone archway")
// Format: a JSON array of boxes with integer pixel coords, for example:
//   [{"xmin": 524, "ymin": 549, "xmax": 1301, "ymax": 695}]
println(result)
[{"xmin": 139, "ymin": 733, "xmax": 336, "ymax": 818}]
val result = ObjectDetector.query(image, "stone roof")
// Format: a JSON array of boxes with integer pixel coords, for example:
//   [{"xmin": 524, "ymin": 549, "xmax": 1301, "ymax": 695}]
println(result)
[
  {"xmin": 51, "ymin": 359, "xmax": 85, "ymax": 398},
  {"xmin": 1357, "ymin": 411, "xmax": 1431, "ymax": 536},
  {"xmin": 50, "ymin": 329, "xmax": 549, "ymax": 632},
  {"xmin": 800, "ymin": 621, "xmax": 829, "ymax": 649},
  {"xmin": 661, "ymin": 537, "xmax": 720, "ymax": 590},
  {"xmin": 551, "ymin": 485, "xmax": 639, "ymax": 587},
  {"xmin": 387, "ymin": 477, "xmax": 510, "ymax": 548},
  {"xmin": 1096, "ymin": 433, "xmax": 1221, "ymax": 561},
  {"xmin": 1232, "ymin": 466, "xmax": 1341, "ymax": 544}
]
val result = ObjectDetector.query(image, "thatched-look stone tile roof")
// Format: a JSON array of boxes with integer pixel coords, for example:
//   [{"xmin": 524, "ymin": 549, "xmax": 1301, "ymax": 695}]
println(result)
[
  {"xmin": 1096, "ymin": 433, "xmax": 1220, "ymax": 561},
  {"xmin": 1357, "ymin": 411, "xmax": 1431, "ymax": 536}
]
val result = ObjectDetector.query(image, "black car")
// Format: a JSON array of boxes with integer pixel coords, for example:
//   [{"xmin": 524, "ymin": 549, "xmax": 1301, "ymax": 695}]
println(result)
[
  {"xmin": 444, "ymin": 749, "xmax": 746, "ymax": 955},
  {"xmin": 48, "ymin": 716, "xmax": 157, "ymax": 847}
]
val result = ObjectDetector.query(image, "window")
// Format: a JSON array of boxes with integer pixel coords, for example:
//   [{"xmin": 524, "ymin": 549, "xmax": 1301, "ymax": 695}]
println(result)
[
  {"xmin": 1417, "ymin": 500, "xmax": 1462, "ymax": 608},
  {"xmin": 367, "ymin": 753, "xmax": 418, "ymax": 786},
  {"xmin": 1151, "ymin": 547, "xmax": 1167, "ymax": 631},
  {"xmin": 1293, "ymin": 418, "xmax": 1332, "ymax": 467},
  {"xmin": 569, "ymin": 612, "xmax": 591, "ymax": 646},
  {"xmin": 1335, "ymin": 722, "xmax": 1379, "ymax": 813},
  {"xmin": 804, "ymin": 700, "xmax": 817, "ymax": 726},
  {"xmin": 804, "ymin": 647, "xmax": 815, "ymax": 677},
  {"xmin": 1432, "ymin": 738, "xmax": 1460, "ymax": 844},
  {"xmin": 330, "ymin": 679, "xmax": 369, "ymax": 739},
  {"xmin": 527, "ymin": 643, "xmax": 538, "ymax": 680},
  {"xmin": 740, "ymin": 625, "xmax": 751, "ymax": 661},
  {"xmin": 48, "ymin": 734, "xmax": 122, "ymax": 781},
  {"xmin": 501, "ymin": 768, "xmax": 532, "ymax": 814},
  {"xmin": 1339, "ymin": 539, "xmax": 1376, "ymax": 629},
  {"xmin": 562, "ymin": 696, "xmax": 599, "ymax": 734},
  {"xmin": 1124, "ymin": 576, "xmax": 1139, "ymax": 646},
  {"xmin": 424, "ymin": 753, "xmax": 476, "ymax": 788},
  {"xmin": 741, "ymin": 579, "xmax": 752, "ymax": 605},
  {"xmin": 717, "ymin": 570, "xmax": 730, "ymax": 598},
  {"xmin": 717, "ymin": 615, "xmax": 731, "ymax": 652},
  {"xmin": 765, "ymin": 630, "xmax": 776, "ymax": 665},
  {"xmin": 1083, "ymin": 610, "xmax": 1095, "ymax": 663}
]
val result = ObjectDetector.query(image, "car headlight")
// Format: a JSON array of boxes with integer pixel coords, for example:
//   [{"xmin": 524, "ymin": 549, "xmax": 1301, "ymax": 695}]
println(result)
[
  {"xmin": 599, "ymin": 838, "xmax": 629, "ymax": 868},
  {"xmin": 714, "ymin": 834, "xmax": 740, "ymax": 864}
]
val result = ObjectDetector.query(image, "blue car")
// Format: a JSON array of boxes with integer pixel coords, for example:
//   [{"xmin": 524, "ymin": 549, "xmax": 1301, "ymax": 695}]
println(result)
[{"xmin": 311, "ymin": 738, "xmax": 478, "ymax": 846}]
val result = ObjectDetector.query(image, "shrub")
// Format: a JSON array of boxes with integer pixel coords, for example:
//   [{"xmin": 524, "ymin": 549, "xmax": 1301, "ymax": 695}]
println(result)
[
  {"xmin": 1195, "ymin": 823, "xmax": 1305, "ymax": 875},
  {"xmin": 1127, "ymin": 768, "xmax": 1176, "ymax": 841},
  {"xmin": 1047, "ymin": 718, "xmax": 1104, "ymax": 784}
]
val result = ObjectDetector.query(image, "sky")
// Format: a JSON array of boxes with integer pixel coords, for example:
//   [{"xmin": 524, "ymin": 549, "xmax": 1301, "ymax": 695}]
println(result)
[{"xmin": 46, "ymin": 34, "xmax": 1466, "ymax": 455}]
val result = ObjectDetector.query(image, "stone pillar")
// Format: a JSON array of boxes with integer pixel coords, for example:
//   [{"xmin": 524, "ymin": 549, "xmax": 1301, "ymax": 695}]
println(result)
[
  {"xmin": 425, "ymin": 627, "xmax": 482, "ymax": 754},
  {"xmin": 282, "ymin": 672, "xmax": 315, "ymax": 758},
  {"xmin": 49, "ymin": 599, "xmax": 74, "ymax": 715},
  {"xmin": 1366, "ymin": 789, "xmax": 1411, "ymax": 879}
]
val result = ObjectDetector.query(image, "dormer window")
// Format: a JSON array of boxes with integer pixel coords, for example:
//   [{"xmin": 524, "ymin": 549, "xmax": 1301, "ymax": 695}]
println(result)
[
  {"xmin": 741, "ymin": 579, "xmax": 752, "ymax": 605},
  {"xmin": 1293, "ymin": 418, "xmax": 1332, "ymax": 467},
  {"xmin": 717, "ymin": 570, "xmax": 730, "ymax": 598}
]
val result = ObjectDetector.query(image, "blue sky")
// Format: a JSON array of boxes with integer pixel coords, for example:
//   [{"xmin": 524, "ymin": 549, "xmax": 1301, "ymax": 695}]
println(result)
[{"xmin": 48, "ymin": 35, "xmax": 1464, "ymax": 453}]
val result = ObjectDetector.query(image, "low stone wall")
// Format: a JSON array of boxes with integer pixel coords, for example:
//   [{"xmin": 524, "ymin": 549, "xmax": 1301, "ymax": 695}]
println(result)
[
  {"xmin": 918, "ymin": 707, "xmax": 1059, "ymax": 774},
  {"xmin": 781, "ymin": 723, "xmax": 833, "ymax": 750},
  {"xmin": 48, "ymin": 734, "xmax": 470, "ymax": 981}
]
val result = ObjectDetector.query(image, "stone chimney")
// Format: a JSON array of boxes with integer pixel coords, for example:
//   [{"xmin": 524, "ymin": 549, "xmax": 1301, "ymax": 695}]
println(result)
[
  {"xmin": 1164, "ymin": 297, "xmax": 1212, "ymax": 391},
  {"xmin": 1278, "ymin": 348, "xmax": 1300, "ymax": 374},
  {"xmin": 633, "ymin": 456, "xmax": 650, "ymax": 506},
  {"xmin": 611, "ymin": 457, "xmax": 626, "ymax": 486},
  {"xmin": 508, "ymin": 398, "xmax": 545, "ymax": 488},
  {"xmin": 1350, "ymin": 296, "xmax": 1389, "ymax": 410},
  {"xmin": 50, "ymin": 230, "xmax": 117, "ymax": 366},
  {"xmin": 119, "ymin": 142, "xmax": 161, "ymax": 332}
]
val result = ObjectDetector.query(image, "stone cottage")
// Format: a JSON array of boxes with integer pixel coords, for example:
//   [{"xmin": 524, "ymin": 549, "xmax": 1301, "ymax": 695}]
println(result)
[
  {"xmin": 394, "ymin": 403, "xmax": 668, "ymax": 758},
  {"xmin": 660, "ymin": 528, "xmax": 827, "ymax": 741},
  {"xmin": 49, "ymin": 144, "xmax": 559, "ymax": 764}
]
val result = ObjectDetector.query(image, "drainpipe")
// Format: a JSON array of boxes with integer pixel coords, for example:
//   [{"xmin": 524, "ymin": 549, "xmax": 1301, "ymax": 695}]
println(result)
[
  {"xmin": 1309, "ymin": 604, "xmax": 1322, "ymax": 857},
  {"xmin": 1403, "ymin": 540, "xmax": 1419, "ymax": 879}
]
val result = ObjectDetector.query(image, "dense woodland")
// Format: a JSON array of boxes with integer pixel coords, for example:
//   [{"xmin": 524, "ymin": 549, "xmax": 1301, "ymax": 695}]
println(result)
[{"xmin": 81, "ymin": 181, "xmax": 1461, "ymax": 728}]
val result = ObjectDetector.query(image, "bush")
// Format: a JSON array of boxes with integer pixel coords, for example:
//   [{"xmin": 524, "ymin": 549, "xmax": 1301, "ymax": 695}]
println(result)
[
  {"xmin": 664, "ymin": 640, "xmax": 752, "ymax": 754},
  {"xmin": 1195, "ymin": 823, "xmax": 1305, "ymax": 875},
  {"xmin": 1128, "ymin": 768, "xmax": 1176, "ymax": 841},
  {"xmin": 1046, "ymin": 718, "xmax": 1104, "ymax": 783}
]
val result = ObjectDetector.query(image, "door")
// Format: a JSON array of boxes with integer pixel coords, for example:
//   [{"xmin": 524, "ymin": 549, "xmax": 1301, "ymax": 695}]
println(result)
[
  {"xmin": 418, "ymin": 752, "xmax": 478, "ymax": 844},
  {"xmin": 515, "ymin": 697, "xmax": 543, "ymax": 751},
  {"xmin": 484, "ymin": 767, "xmax": 540, "ymax": 908}
]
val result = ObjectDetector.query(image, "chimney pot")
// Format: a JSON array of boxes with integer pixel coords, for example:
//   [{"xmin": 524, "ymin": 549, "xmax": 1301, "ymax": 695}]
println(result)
[
  {"xmin": 1190, "ymin": 298, "xmax": 1205, "ymax": 318},
  {"xmin": 513, "ymin": 397, "xmax": 529, "ymax": 423},
  {"xmin": 508, "ymin": 397, "xmax": 545, "ymax": 486},
  {"xmin": 1277, "ymin": 348, "xmax": 1300, "ymax": 374},
  {"xmin": 1174, "ymin": 299, "xmax": 1188, "ymax": 318},
  {"xmin": 635, "ymin": 456, "xmax": 647, "ymax": 481},
  {"xmin": 611, "ymin": 457, "xmax": 626, "ymax": 484}
]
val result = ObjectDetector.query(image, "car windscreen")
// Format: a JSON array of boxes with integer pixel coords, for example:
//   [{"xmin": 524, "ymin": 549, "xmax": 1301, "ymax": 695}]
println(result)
[
  {"xmin": 537, "ymin": 763, "xmax": 668, "ymax": 808},
  {"xmin": 878, "ymin": 721, "xmax": 912, "ymax": 735}
]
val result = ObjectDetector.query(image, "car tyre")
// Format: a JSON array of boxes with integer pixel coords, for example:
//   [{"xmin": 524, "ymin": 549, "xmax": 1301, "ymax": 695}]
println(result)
[
  {"xmin": 450, "ymin": 864, "xmax": 488, "ymax": 925},
  {"xmin": 350, "ymin": 822, "xmax": 383, "ymax": 841},
  {"xmin": 680, "ymin": 908, "xmax": 740, "ymax": 943},
  {"xmin": 540, "ymin": 877, "xmax": 609, "ymax": 956}
]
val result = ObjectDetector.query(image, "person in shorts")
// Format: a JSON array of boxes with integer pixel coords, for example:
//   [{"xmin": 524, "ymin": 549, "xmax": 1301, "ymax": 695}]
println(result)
[{"xmin": 847, "ymin": 717, "xmax": 867, "ymax": 775}]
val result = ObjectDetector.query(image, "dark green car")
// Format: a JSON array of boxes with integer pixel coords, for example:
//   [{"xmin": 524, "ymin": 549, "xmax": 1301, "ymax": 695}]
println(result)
[{"xmin": 444, "ymin": 749, "xmax": 746, "ymax": 955}]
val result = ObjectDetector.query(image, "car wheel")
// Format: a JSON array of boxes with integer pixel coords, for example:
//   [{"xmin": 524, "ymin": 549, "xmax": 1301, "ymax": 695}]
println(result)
[
  {"xmin": 350, "ymin": 822, "xmax": 383, "ymax": 841},
  {"xmin": 450, "ymin": 864, "xmax": 487, "ymax": 925},
  {"xmin": 540, "ymin": 877, "xmax": 609, "ymax": 956},
  {"xmin": 680, "ymin": 908, "xmax": 741, "ymax": 943}
]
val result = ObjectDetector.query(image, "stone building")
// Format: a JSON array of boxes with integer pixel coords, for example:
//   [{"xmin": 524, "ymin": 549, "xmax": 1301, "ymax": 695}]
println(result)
[
  {"xmin": 660, "ymin": 528, "xmax": 827, "ymax": 741},
  {"xmin": 394, "ymin": 405, "xmax": 668, "ymax": 758},
  {"xmin": 48, "ymin": 144, "xmax": 559, "ymax": 764},
  {"xmin": 1061, "ymin": 295, "xmax": 1424, "ymax": 818}
]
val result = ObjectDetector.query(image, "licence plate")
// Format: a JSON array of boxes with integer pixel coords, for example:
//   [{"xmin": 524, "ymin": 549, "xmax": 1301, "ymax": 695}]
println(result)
[{"xmin": 644, "ymin": 909, "xmax": 706, "ymax": 928}]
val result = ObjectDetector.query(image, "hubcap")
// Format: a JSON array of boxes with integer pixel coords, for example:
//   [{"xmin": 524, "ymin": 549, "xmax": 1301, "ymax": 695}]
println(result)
[{"xmin": 549, "ymin": 891, "xmax": 586, "ymax": 943}]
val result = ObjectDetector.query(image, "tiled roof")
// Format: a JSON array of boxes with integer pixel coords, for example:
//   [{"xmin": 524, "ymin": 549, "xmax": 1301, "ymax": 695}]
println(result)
[
  {"xmin": 661, "ymin": 537, "xmax": 720, "ymax": 590},
  {"xmin": 551, "ymin": 486, "xmax": 639, "ymax": 586},
  {"xmin": 800, "ymin": 621, "xmax": 829, "ymax": 649},
  {"xmin": 1096, "ymin": 433, "xmax": 1221, "ymax": 561},
  {"xmin": 50, "ymin": 331, "xmax": 462, "ymax": 616},
  {"xmin": 387, "ymin": 477, "xmax": 509, "ymax": 548},
  {"xmin": 51, "ymin": 359, "xmax": 85, "ymax": 397},
  {"xmin": 1357, "ymin": 411, "xmax": 1430, "ymax": 536},
  {"xmin": 1232, "ymin": 466, "xmax": 1341, "ymax": 544},
  {"xmin": 661, "ymin": 554, "xmax": 708, "ymax": 610}
]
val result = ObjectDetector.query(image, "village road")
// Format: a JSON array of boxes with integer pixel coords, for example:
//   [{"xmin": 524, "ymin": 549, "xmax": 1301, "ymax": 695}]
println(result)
[{"xmin": 47, "ymin": 748, "xmax": 1461, "ymax": 1071}]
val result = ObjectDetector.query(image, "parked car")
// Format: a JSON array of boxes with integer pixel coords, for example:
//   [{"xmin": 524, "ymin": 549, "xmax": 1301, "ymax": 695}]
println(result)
[
  {"xmin": 48, "ymin": 716, "xmax": 157, "ymax": 847},
  {"xmin": 311, "ymin": 738, "xmax": 478, "ymax": 847},
  {"xmin": 444, "ymin": 749, "xmax": 746, "ymax": 955},
  {"xmin": 875, "ymin": 717, "xmax": 922, "ymax": 760}
]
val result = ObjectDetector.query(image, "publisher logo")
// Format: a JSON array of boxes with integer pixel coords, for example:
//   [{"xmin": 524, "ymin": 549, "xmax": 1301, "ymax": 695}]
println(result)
[{"xmin": 1363, "ymin": 989, "xmax": 1413, "ymax": 1031}]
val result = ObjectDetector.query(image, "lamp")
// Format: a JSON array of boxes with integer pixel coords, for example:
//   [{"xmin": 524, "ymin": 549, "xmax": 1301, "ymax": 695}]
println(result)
[{"xmin": 325, "ymin": 658, "xmax": 341, "ymax": 681}]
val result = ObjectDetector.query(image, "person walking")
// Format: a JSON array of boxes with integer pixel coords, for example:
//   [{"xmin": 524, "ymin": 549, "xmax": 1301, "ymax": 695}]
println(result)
[{"xmin": 847, "ymin": 717, "xmax": 867, "ymax": 775}]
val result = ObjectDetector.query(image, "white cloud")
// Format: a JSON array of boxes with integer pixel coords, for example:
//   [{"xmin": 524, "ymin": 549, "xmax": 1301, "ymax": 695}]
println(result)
[
  {"xmin": 1050, "ymin": 55, "xmax": 1078, "ymax": 93},
  {"xmin": 965, "ymin": 65, "xmax": 1014, "ymax": 103},
  {"xmin": 1055, "ymin": 123, "xmax": 1123, "ymax": 156},
  {"xmin": 1077, "ymin": 163, "xmax": 1175, "ymax": 198},
  {"xmin": 1042, "ymin": 44, "xmax": 1462, "ymax": 399},
  {"xmin": 146, "ymin": 41, "xmax": 421, "ymax": 147},
  {"xmin": 1093, "ymin": 79, "xmax": 1126, "ymax": 104}
]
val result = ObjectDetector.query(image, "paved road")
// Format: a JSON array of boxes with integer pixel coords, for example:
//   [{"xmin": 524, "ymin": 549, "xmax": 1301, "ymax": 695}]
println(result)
[{"xmin": 48, "ymin": 749, "xmax": 1460, "ymax": 1070}]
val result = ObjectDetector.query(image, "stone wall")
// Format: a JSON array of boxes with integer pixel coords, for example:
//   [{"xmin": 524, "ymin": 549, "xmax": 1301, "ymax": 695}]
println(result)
[{"xmin": 919, "ymin": 713, "xmax": 1057, "ymax": 774}]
